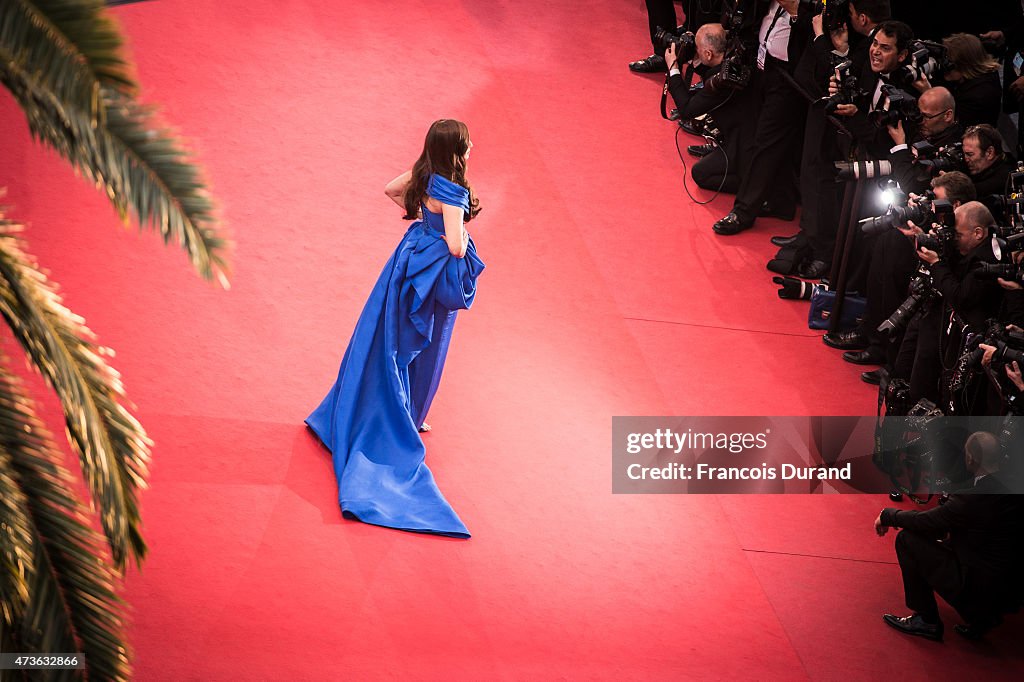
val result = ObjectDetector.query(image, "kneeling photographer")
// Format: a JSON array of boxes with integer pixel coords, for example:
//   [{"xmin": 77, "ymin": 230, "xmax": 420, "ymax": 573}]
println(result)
[
  {"xmin": 665, "ymin": 23, "xmax": 753, "ymax": 193},
  {"xmin": 890, "ymin": 202, "xmax": 1004, "ymax": 409}
]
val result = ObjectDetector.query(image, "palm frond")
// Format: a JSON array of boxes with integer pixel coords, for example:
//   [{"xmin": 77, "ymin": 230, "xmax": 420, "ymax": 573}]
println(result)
[
  {"xmin": 0, "ymin": 432, "xmax": 33, "ymax": 631},
  {"xmin": 0, "ymin": 210, "xmax": 151, "ymax": 571},
  {"xmin": 0, "ymin": 57, "xmax": 230, "ymax": 287},
  {"xmin": 0, "ymin": 361, "xmax": 131, "ymax": 681},
  {"xmin": 0, "ymin": 0, "xmax": 136, "ymax": 126}
]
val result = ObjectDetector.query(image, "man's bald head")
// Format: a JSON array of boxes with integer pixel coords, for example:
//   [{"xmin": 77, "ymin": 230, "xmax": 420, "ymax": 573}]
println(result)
[
  {"xmin": 696, "ymin": 23, "xmax": 727, "ymax": 60},
  {"xmin": 917, "ymin": 87, "xmax": 956, "ymax": 139}
]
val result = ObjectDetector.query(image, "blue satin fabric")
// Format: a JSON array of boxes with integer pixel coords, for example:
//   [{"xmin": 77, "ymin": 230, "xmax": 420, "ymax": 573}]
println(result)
[{"xmin": 306, "ymin": 174, "xmax": 483, "ymax": 538}]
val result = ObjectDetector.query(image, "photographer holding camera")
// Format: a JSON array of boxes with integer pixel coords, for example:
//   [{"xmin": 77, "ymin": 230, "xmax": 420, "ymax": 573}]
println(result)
[
  {"xmin": 891, "ymin": 201, "xmax": 1004, "ymax": 406},
  {"xmin": 710, "ymin": 0, "xmax": 812, "ymax": 235},
  {"xmin": 875, "ymin": 430, "xmax": 1024, "ymax": 642},
  {"xmin": 666, "ymin": 24, "xmax": 753, "ymax": 192},
  {"xmin": 963, "ymin": 123, "xmax": 1014, "ymax": 196},
  {"xmin": 885, "ymin": 87, "xmax": 962, "ymax": 195},
  {"xmin": 829, "ymin": 20, "xmax": 917, "ymax": 157},
  {"xmin": 630, "ymin": 0, "xmax": 725, "ymax": 72},
  {"xmin": 845, "ymin": 172, "xmax": 977, "ymax": 384}
]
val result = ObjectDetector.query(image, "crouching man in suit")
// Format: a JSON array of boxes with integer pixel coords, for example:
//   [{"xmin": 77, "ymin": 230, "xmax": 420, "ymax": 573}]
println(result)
[{"xmin": 874, "ymin": 431, "xmax": 1024, "ymax": 641}]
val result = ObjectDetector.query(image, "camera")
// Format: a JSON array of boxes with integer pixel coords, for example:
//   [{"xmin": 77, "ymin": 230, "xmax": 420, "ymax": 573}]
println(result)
[
  {"xmin": 655, "ymin": 26, "xmax": 697, "ymax": 63},
  {"xmin": 834, "ymin": 159, "xmax": 892, "ymax": 181},
  {"xmin": 704, "ymin": 53, "xmax": 752, "ymax": 92},
  {"xmin": 966, "ymin": 321, "xmax": 1024, "ymax": 369},
  {"xmin": 822, "ymin": 60, "xmax": 865, "ymax": 114},
  {"xmin": 890, "ymin": 40, "xmax": 954, "ymax": 89},
  {"xmin": 798, "ymin": 0, "xmax": 850, "ymax": 32},
  {"xmin": 983, "ymin": 162, "xmax": 1024, "ymax": 228},
  {"xmin": 878, "ymin": 271, "xmax": 938, "ymax": 336},
  {"xmin": 975, "ymin": 262, "xmax": 1024, "ymax": 285},
  {"xmin": 720, "ymin": 2, "xmax": 745, "ymax": 33},
  {"xmin": 860, "ymin": 195, "xmax": 954, "ymax": 237},
  {"xmin": 868, "ymin": 85, "xmax": 922, "ymax": 129},
  {"xmin": 912, "ymin": 141, "xmax": 965, "ymax": 175}
]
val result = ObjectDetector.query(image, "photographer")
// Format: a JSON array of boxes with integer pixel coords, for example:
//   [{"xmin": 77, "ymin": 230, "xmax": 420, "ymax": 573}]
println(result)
[
  {"xmin": 630, "ymin": 0, "xmax": 725, "ymax": 72},
  {"xmin": 875, "ymin": 431, "xmax": 1024, "ymax": 642},
  {"xmin": 829, "ymin": 20, "xmax": 917, "ymax": 158},
  {"xmin": 978, "ymin": 326, "xmax": 1024, "ymax": 416},
  {"xmin": 775, "ymin": 5, "xmax": 880, "ymax": 279},
  {"xmin": 884, "ymin": 87, "xmax": 962, "ymax": 195},
  {"xmin": 845, "ymin": 172, "xmax": 976, "ymax": 385},
  {"xmin": 963, "ymin": 124, "xmax": 1014, "ymax": 196},
  {"xmin": 891, "ymin": 202, "xmax": 1004, "ymax": 406},
  {"xmin": 711, "ymin": 0, "xmax": 812, "ymax": 235},
  {"xmin": 666, "ymin": 24, "xmax": 753, "ymax": 192},
  {"xmin": 940, "ymin": 33, "xmax": 1001, "ymax": 128}
]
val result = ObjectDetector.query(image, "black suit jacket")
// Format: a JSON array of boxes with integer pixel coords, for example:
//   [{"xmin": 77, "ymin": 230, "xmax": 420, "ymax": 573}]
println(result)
[
  {"xmin": 668, "ymin": 64, "xmax": 756, "ymax": 171},
  {"xmin": 881, "ymin": 474, "xmax": 1024, "ymax": 575}
]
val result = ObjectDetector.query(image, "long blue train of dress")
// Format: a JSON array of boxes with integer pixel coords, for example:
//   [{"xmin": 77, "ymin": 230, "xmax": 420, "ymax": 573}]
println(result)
[{"xmin": 306, "ymin": 174, "xmax": 484, "ymax": 538}]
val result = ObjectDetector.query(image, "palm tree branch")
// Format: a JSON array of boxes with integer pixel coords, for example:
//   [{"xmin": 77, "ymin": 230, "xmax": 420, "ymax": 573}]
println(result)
[
  {"xmin": 103, "ymin": 91, "xmax": 231, "ymax": 284},
  {"xmin": 0, "ymin": 213, "xmax": 150, "ymax": 570},
  {"xmin": 1, "ymin": 0, "xmax": 136, "ymax": 125},
  {"xmin": 0, "ymin": 57, "xmax": 230, "ymax": 286},
  {"xmin": 0, "ymin": 363, "xmax": 131, "ymax": 681}
]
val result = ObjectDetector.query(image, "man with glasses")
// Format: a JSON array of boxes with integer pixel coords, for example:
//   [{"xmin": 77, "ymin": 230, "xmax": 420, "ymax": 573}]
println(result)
[{"xmin": 886, "ymin": 87, "xmax": 963, "ymax": 195}]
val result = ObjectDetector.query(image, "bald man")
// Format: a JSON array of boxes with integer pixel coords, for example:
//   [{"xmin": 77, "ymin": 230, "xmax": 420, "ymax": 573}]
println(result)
[
  {"xmin": 885, "ymin": 86, "xmax": 963, "ymax": 195},
  {"xmin": 876, "ymin": 431, "xmax": 1024, "ymax": 641},
  {"xmin": 890, "ymin": 201, "xmax": 1004, "ymax": 405}
]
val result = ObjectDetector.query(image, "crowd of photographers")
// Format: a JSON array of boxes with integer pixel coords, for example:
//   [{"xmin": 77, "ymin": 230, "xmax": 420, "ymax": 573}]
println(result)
[
  {"xmin": 631, "ymin": 0, "xmax": 1024, "ymax": 643},
  {"xmin": 636, "ymin": 0, "xmax": 1024, "ymax": 420}
]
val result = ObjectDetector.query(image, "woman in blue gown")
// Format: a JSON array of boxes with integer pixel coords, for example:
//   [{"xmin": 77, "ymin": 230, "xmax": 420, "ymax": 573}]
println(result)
[{"xmin": 306, "ymin": 119, "xmax": 484, "ymax": 538}]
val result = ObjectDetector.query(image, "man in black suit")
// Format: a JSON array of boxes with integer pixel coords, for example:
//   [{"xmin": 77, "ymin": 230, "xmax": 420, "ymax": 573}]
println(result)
[
  {"xmin": 711, "ymin": 0, "xmax": 812, "ymax": 235},
  {"xmin": 665, "ymin": 23, "xmax": 754, "ymax": 192},
  {"xmin": 876, "ymin": 431, "xmax": 1024, "ymax": 641},
  {"xmin": 963, "ymin": 123, "xmax": 1014, "ymax": 197}
]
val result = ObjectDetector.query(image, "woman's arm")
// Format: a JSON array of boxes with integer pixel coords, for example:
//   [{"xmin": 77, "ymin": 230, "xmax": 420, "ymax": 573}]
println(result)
[
  {"xmin": 441, "ymin": 203, "xmax": 468, "ymax": 258},
  {"xmin": 384, "ymin": 170, "xmax": 412, "ymax": 209}
]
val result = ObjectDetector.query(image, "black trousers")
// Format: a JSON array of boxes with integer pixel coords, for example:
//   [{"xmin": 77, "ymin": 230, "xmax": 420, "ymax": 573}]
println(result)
[
  {"xmin": 895, "ymin": 529, "xmax": 1007, "ymax": 624},
  {"xmin": 864, "ymin": 230, "xmax": 918, "ymax": 363},
  {"xmin": 893, "ymin": 308, "xmax": 944, "ymax": 405},
  {"xmin": 645, "ymin": 0, "xmax": 678, "ymax": 52},
  {"xmin": 732, "ymin": 59, "xmax": 804, "ymax": 224},
  {"xmin": 895, "ymin": 529, "xmax": 964, "ymax": 621},
  {"xmin": 692, "ymin": 147, "xmax": 740, "ymax": 194}
]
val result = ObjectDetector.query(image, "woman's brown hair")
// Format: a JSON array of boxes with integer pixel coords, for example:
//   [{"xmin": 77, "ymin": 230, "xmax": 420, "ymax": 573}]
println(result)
[
  {"xmin": 942, "ymin": 33, "xmax": 999, "ymax": 80},
  {"xmin": 402, "ymin": 119, "xmax": 482, "ymax": 221}
]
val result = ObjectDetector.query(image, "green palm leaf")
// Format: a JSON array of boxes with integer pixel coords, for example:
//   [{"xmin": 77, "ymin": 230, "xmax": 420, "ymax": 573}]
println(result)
[
  {"xmin": 0, "ymin": 211, "xmax": 151, "ymax": 571},
  {"xmin": 0, "ymin": 5, "xmax": 230, "ymax": 286},
  {"xmin": 0, "ymin": 362, "xmax": 131, "ymax": 681},
  {"xmin": 0, "ymin": 0, "xmax": 136, "ymax": 124}
]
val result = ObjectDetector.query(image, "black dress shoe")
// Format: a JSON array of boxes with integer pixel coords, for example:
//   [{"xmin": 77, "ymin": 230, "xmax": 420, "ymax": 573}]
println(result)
[
  {"xmin": 629, "ymin": 55, "xmax": 666, "ymax": 73},
  {"xmin": 669, "ymin": 108, "xmax": 681, "ymax": 121},
  {"xmin": 771, "ymin": 234, "xmax": 800, "ymax": 247},
  {"xmin": 883, "ymin": 613, "xmax": 943, "ymax": 641},
  {"xmin": 758, "ymin": 201, "xmax": 796, "ymax": 220},
  {"xmin": 954, "ymin": 616, "xmax": 1000, "ymax": 640},
  {"xmin": 687, "ymin": 143, "xmax": 715, "ymax": 158},
  {"xmin": 797, "ymin": 259, "xmax": 829, "ymax": 279},
  {"xmin": 861, "ymin": 368, "xmax": 883, "ymax": 385},
  {"xmin": 680, "ymin": 118, "xmax": 704, "ymax": 135},
  {"xmin": 822, "ymin": 329, "xmax": 867, "ymax": 350},
  {"xmin": 712, "ymin": 212, "xmax": 753, "ymax": 236},
  {"xmin": 843, "ymin": 350, "xmax": 884, "ymax": 365}
]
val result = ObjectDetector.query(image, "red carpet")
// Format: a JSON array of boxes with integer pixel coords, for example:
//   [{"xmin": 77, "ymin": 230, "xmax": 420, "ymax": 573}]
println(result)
[{"xmin": 1, "ymin": 1, "xmax": 1020, "ymax": 678}]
